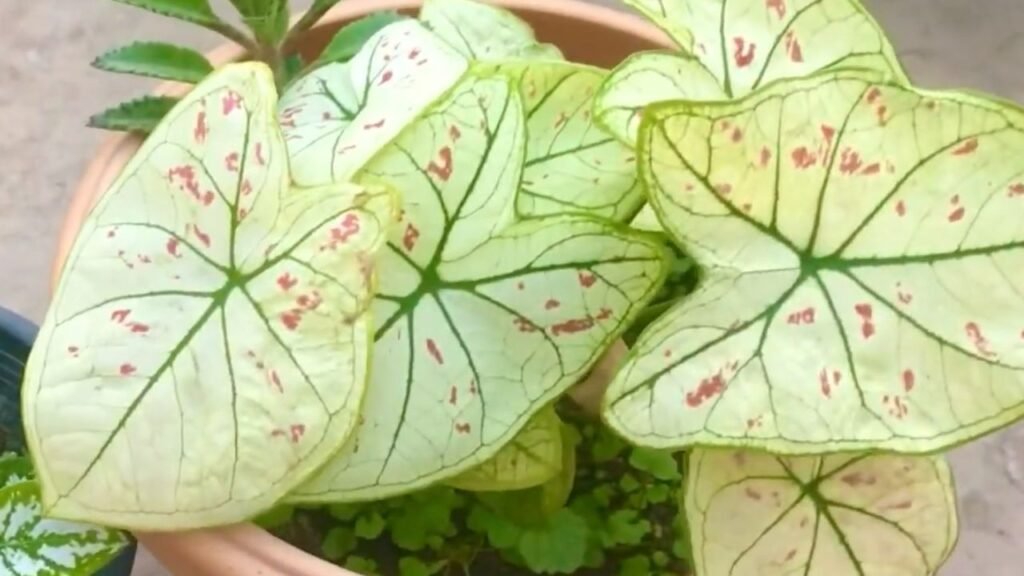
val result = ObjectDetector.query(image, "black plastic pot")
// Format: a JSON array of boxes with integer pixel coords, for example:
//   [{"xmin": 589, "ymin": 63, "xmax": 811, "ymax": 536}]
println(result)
[{"xmin": 0, "ymin": 306, "xmax": 138, "ymax": 576}]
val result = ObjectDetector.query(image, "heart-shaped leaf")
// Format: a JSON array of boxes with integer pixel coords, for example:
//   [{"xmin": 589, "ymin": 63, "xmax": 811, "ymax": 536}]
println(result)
[
  {"xmin": 23, "ymin": 63, "xmax": 394, "ymax": 529},
  {"xmin": 598, "ymin": 0, "xmax": 907, "ymax": 144},
  {"xmin": 447, "ymin": 406, "xmax": 562, "ymax": 491},
  {"xmin": 505, "ymin": 61, "xmax": 644, "ymax": 220},
  {"xmin": 279, "ymin": 20, "xmax": 468, "ymax": 187},
  {"xmin": 289, "ymin": 69, "xmax": 668, "ymax": 502},
  {"xmin": 685, "ymin": 449, "xmax": 957, "ymax": 575},
  {"xmin": 605, "ymin": 69, "xmax": 1024, "ymax": 454},
  {"xmin": 0, "ymin": 480, "xmax": 129, "ymax": 575},
  {"xmin": 419, "ymin": 0, "xmax": 563, "ymax": 61}
]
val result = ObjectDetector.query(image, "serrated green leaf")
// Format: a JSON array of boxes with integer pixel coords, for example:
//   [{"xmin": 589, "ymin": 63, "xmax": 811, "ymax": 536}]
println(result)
[
  {"xmin": 315, "ymin": 12, "xmax": 407, "ymax": 66},
  {"xmin": 447, "ymin": 406, "xmax": 562, "ymax": 491},
  {"xmin": 322, "ymin": 526, "xmax": 357, "ymax": 560},
  {"xmin": 92, "ymin": 42, "xmax": 213, "ymax": 83},
  {"xmin": 0, "ymin": 454, "xmax": 34, "ymax": 489},
  {"xmin": 25, "ymin": 63, "xmax": 395, "ymax": 530},
  {"xmin": 87, "ymin": 96, "xmax": 180, "ymax": 133},
  {"xmin": 605, "ymin": 68, "xmax": 1024, "ymax": 454},
  {"xmin": 603, "ymin": 510, "xmax": 650, "ymax": 547},
  {"xmin": 467, "ymin": 503, "xmax": 522, "ymax": 549},
  {"xmin": 229, "ymin": 0, "xmax": 289, "ymax": 43},
  {"xmin": 629, "ymin": 447, "xmax": 681, "ymax": 481},
  {"xmin": 419, "ymin": 0, "xmax": 562, "ymax": 61},
  {"xmin": 686, "ymin": 449, "xmax": 958, "ymax": 576},
  {"xmin": 354, "ymin": 511, "xmax": 386, "ymax": 539},
  {"xmin": 345, "ymin": 555, "xmax": 380, "ymax": 575},
  {"xmin": 0, "ymin": 481, "xmax": 128, "ymax": 575},
  {"xmin": 516, "ymin": 508, "xmax": 589, "ymax": 574},
  {"xmin": 620, "ymin": 555, "xmax": 651, "ymax": 576},
  {"xmin": 290, "ymin": 68, "xmax": 667, "ymax": 501},
  {"xmin": 279, "ymin": 19, "xmax": 468, "ymax": 187},
  {"xmin": 399, "ymin": 557, "xmax": 446, "ymax": 576},
  {"xmin": 114, "ymin": 0, "xmax": 220, "ymax": 27},
  {"xmin": 598, "ymin": 0, "xmax": 907, "ymax": 145}
]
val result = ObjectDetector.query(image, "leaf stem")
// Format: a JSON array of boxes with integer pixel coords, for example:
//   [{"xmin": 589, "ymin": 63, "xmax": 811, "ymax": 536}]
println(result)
[
  {"xmin": 282, "ymin": 3, "xmax": 335, "ymax": 51},
  {"xmin": 204, "ymin": 20, "xmax": 261, "ymax": 56}
]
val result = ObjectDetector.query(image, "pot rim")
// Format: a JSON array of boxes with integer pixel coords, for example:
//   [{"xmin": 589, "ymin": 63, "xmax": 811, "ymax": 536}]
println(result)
[{"xmin": 53, "ymin": 1, "xmax": 669, "ymax": 574}]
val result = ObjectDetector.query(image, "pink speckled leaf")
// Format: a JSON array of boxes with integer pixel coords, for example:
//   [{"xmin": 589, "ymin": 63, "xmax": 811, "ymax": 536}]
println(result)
[
  {"xmin": 685, "ymin": 449, "xmax": 957, "ymax": 576},
  {"xmin": 288, "ymin": 70, "xmax": 668, "ymax": 502},
  {"xmin": 279, "ymin": 19, "xmax": 468, "ymax": 186},
  {"xmin": 22, "ymin": 63, "xmax": 394, "ymax": 530},
  {"xmin": 605, "ymin": 69, "xmax": 1024, "ymax": 453},
  {"xmin": 597, "ymin": 0, "xmax": 906, "ymax": 144}
]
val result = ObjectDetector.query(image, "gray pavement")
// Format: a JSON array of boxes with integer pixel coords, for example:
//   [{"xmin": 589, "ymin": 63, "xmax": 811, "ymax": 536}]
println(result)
[{"xmin": 1, "ymin": 1, "xmax": 1022, "ymax": 574}]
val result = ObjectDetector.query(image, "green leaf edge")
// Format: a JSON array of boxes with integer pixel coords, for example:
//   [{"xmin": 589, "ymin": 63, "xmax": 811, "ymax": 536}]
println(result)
[
  {"xmin": 87, "ymin": 95, "xmax": 181, "ymax": 133},
  {"xmin": 92, "ymin": 41, "xmax": 214, "ymax": 83}
]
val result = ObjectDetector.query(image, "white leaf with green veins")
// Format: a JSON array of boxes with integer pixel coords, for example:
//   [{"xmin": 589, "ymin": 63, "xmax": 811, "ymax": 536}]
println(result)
[
  {"xmin": 22, "ymin": 63, "xmax": 395, "ymax": 530},
  {"xmin": 279, "ymin": 19, "xmax": 468, "ymax": 187},
  {"xmin": 447, "ymin": 406, "xmax": 562, "ymax": 491},
  {"xmin": 685, "ymin": 449, "xmax": 957, "ymax": 576},
  {"xmin": 598, "ymin": 0, "xmax": 907, "ymax": 144},
  {"xmin": 0, "ymin": 481, "xmax": 128, "ymax": 576},
  {"xmin": 505, "ymin": 61, "xmax": 644, "ymax": 221},
  {"xmin": 290, "ymin": 70, "xmax": 669, "ymax": 502},
  {"xmin": 419, "ymin": 0, "xmax": 562, "ymax": 61},
  {"xmin": 605, "ymin": 69, "xmax": 1024, "ymax": 454}
]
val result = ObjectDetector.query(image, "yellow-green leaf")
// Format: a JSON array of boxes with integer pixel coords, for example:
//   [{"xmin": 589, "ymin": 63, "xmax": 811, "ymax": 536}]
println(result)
[
  {"xmin": 23, "ymin": 63, "xmax": 394, "ymax": 530},
  {"xmin": 605, "ymin": 69, "xmax": 1024, "ymax": 454},
  {"xmin": 419, "ymin": 0, "xmax": 562, "ymax": 61},
  {"xmin": 685, "ymin": 449, "xmax": 958, "ymax": 575}
]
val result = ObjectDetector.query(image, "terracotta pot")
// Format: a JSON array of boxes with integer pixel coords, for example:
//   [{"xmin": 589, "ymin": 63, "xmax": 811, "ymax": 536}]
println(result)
[{"xmin": 53, "ymin": 1, "xmax": 669, "ymax": 574}]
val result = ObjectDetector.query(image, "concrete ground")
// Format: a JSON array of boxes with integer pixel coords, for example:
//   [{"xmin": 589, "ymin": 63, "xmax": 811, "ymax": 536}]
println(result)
[{"xmin": 1, "ymin": 0, "xmax": 1022, "ymax": 574}]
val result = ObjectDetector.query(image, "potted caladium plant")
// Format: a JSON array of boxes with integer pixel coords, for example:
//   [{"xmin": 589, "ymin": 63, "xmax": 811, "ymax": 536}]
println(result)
[{"xmin": 16, "ymin": 0, "xmax": 1024, "ymax": 574}]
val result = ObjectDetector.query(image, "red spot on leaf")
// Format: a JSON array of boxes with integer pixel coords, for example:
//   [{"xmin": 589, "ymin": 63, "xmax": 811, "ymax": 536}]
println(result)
[
  {"xmin": 898, "ymin": 290, "xmax": 913, "ymax": 305},
  {"xmin": 663, "ymin": 349, "xmax": 672, "ymax": 358},
  {"xmin": 819, "ymin": 368, "xmax": 832, "ymax": 398},
  {"xmin": 517, "ymin": 282, "xmax": 525, "ymax": 291},
  {"xmin": 787, "ymin": 307, "xmax": 816, "ymax": 325},
  {"xmin": 551, "ymin": 317, "xmax": 595, "ymax": 336},
  {"xmin": 791, "ymin": 146, "xmax": 817, "ymax": 169},
  {"xmin": 120, "ymin": 363, "xmax": 137, "ymax": 376},
  {"xmin": 766, "ymin": 0, "xmax": 786, "ymax": 19},
  {"xmin": 403, "ymin": 224, "xmax": 420, "ymax": 251},
  {"xmin": 289, "ymin": 424, "xmax": 306, "ymax": 443},
  {"xmin": 455, "ymin": 422, "xmax": 472, "ymax": 435},
  {"xmin": 255, "ymin": 143, "xmax": 266, "ymax": 166},
  {"xmin": 277, "ymin": 273, "xmax": 297, "ymax": 291},
  {"xmin": 578, "ymin": 271, "xmax": 597, "ymax": 288},
  {"xmin": 839, "ymin": 148, "xmax": 863, "ymax": 175},
  {"xmin": 269, "ymin": 370, "xmax": 283, "ymax": 393},
  {"xmin": 953, "ymin": 138, "xmax": 979, "ymax": 156},
  {"xmin": 190, "ymin": 224, "xmax": 211, "ymax": 248},
  {"xmin": 364, "ymin": 119, "xmax": 386, "ymax": 130},
  {"xmin": 895, "ymin": 200, "xmax": 906, "ymax": 217},
  {"xmin": 449, "ymin": 125, "xmax": 462, "ymax": 141},
  {"xmin": 168, "ymin": 165, "xmax": 201, "ymax": 201},
  {"xmin": 379, "ymin": 70, "xmax": 394, "ymax": 85},
  {"xmin": 885, "ymin": 500, "xmax": 913, "ymax": 511},
  {"xmin": 841, "ymin": 472, "xmax": 876, "ymax": 487},
  {"xmin": 965, "ymin": 322, "xmax": 996, "ymax": 357},
  {"xmin": 1009, "ymin": 183, "xmax": 1024, "ymax": 197},
  {"xmin": 861, "ymin": 163, "xmax": 881, "ymax": 175},
  {"xmin": 409, "ymin": 48, "xmax": 421, "ymax": 59},
  {"xmin": 597, "ymin": 308, "xmax": 613, "ymax": 321},
  {"xmin": 281, "ymin": 311, "xmax": 301, "ymax": 331},
  {"xmin": 449, "ymin": 386, "xmax": 458, "ymax": 406},
  {"xmin": 784, "ymin": 549, "xmax": 797, "ymax": 562},
  {"xmin": 876, "ymin": 105, "xmax": 888, "ymax": 125},
  {"xmin": 427, "ymin": 147, "xmax": 454, "ymax": 181},
  {"xmin": 194, "ymin": 111, "xmax": 208, "ymax": 143},
  {"xmin": 715, "ymin": 183, "xmax": 732, "ymax": 196},
  {"xmin": 784, "ymin": 31, "xmax": 803, "ymax": 62},
  {"xmin": 866, "ymin": 87, "xmax": 882, "ymax": 104},
  {"xmin": 733, "ymin": 37, "xmax": 756, "ymax": 68},
  {"xmin": 948, "ymin": 206, "xmax": 965, "ymax": 222},
  {"xmin": 861, "ymin": 322, "xmax": 876, "ymax": 339},
  {"xmin": 731, "ymin": 127, "xmax": 743, "ymax": 143},
  {"xmin": 225, "ymin": 152, "xmax": 240, "ymax": 172},
  {"xmin": 68, "ymin": 346, "xmax": 79, "ymax": 355},
  {"xmin": 686, "ymin": 372, "xmax": 725, "ymax": 408},
  {"xmin": 855, "ymin": 303, "xmax": 873, "ymax": 320},
  {"xmin": 111, "ymin": 309, "xmax": 130, "ymax": 323},
  {"xmin": 426, "ymin": 339, "xmax": 444, "ymax": 365},
  {"xmin": 545, "ymin": 299, "xmax": 560, "ymax": 310},
  {"xmin": 759, "ymin": 147, "xmax": 772, "ymax": 167},
  {"xmin": 554, "ymin": 112, "xmax": 569, "ymax": 129},
  {"xmin": 222, "ymin": 91, "xmax": 242, "ymax": 115},
  {"xmin": 903, "ymin": 369, "xmax": 915, "ymax": 392},
  {"xmin": 745, "ymin": 487, "xmax": 762, "ymax": 501},
  {"xmin": 129, "ymin": 323, "xmax": 150, "ymax": 334}
]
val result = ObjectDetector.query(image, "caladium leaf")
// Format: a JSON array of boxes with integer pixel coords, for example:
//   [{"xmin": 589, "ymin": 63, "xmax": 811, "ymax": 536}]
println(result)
[
  {"xmin": 23, "ymin": 63, "xmax": 394, "ymax": 529},
  {"xmin": 685, "ymin": 449, "xmax": 958, "ymax": 575},
  {"xmin": 0, "ymin": 481, "xmax": 129, "ymax": 575},
  {"xmin": 313, "ymin": 12, "xmax": 408, "ymax": 67},
  {"xmin": 503, "ymin": 61, "xmax": 644, "ymax": 221},
  {"xmin": 598, "ymin": 0, "xmax": 907, "ymax": 144},
  {"xmin": 419, "ymin": 0, "xmax": 563, "ymax": 61},
  {"xmin": 290, "ymin": 70, "xmax": 668, "ymax": 501},
  {"xmin": 447, "ymin": 406, "xmax": 562, "ymax": 491},
  {"xmin": 279, "ymin": 19, "xmax": 468, "ymax": 187},
  {"xmin": 605, "ymin": 69, "xmax": 1024, "ymax": 454}
]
